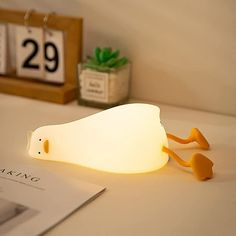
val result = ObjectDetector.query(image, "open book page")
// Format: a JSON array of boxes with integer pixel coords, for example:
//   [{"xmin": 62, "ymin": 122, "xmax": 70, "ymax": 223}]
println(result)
[{"xmin": 0, "ymin": 163, "xmax": 105, "ymax": 236}]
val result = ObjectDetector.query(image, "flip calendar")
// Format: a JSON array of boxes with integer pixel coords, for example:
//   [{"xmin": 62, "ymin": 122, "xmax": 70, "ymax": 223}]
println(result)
[{"xmin": 0, "ymin": 8, "xmax": 82, "ymax": 104}]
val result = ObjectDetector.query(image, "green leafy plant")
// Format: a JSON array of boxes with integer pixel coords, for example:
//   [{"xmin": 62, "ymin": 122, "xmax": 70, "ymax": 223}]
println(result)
[{"xmin": 84, "ymin": 47, "xmax": 129, "ymax": 72}]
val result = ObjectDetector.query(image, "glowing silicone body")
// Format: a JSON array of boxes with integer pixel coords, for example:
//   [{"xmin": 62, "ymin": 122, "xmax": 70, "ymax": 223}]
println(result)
[{"xmin": 28, "ymin": 104, "xmax": 169, "ymax": 174}]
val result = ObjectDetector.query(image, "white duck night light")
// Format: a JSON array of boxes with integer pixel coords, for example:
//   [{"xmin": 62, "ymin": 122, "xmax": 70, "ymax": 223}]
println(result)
[{"xmin": 28, "ymin": 104, "xmax": 213, "ymax": 180}]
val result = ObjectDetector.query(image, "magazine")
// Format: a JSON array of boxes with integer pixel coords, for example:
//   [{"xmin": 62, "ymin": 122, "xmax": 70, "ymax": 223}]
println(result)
[{"xmin": 0, "ymin": 163, "xmax": 105, "ymax": 235}]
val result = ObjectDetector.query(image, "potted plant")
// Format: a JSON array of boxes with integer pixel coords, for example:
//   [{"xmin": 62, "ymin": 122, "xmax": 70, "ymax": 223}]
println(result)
[{"xmin": 78, "ymin": 47, "xmax": 130, "ymax": 109}]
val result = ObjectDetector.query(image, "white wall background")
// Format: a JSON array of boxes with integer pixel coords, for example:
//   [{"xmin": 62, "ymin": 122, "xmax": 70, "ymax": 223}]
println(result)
[{"xmin": 1, "ymin": 0, "xmax": 236, "ymax": 116}]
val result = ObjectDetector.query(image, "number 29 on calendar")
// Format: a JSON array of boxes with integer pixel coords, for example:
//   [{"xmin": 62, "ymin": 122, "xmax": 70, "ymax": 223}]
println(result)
[{"xmin": 16, "ymin": 25, "xmax": 64, "ymax": 83}]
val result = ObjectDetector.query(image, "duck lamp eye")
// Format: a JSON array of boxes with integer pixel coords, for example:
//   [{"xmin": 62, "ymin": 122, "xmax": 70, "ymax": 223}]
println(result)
[{"xmin": 28, "ymin": 104, "xmax": 214, "ymax": 181}]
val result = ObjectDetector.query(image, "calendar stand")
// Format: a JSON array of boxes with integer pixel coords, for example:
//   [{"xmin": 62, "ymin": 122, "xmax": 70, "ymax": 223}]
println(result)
[{"xmin": 0, "ymin": 8, "xmax": 82, "ymax": 104}]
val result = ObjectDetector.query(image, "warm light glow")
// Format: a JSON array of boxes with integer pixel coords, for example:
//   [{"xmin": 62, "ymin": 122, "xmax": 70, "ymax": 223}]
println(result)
[{"xmin": 28, "ymin": 104, "xmax": 169, "ymax": 174}]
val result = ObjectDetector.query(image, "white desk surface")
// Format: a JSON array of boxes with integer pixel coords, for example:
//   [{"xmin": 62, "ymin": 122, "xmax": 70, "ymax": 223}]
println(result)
[{"xmin": 0, "ymin": 93, "xmax": 236, "ymax": 236}]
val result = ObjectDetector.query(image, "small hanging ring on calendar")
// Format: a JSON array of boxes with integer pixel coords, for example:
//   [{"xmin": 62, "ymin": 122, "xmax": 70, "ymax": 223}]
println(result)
[
  {"xmin": 43, "ymin": 12, "xmax": 56, "ymax": 36},
  {"xmin": 24, "ymin": 9, "xmax": 35, "ymax": 33}
]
